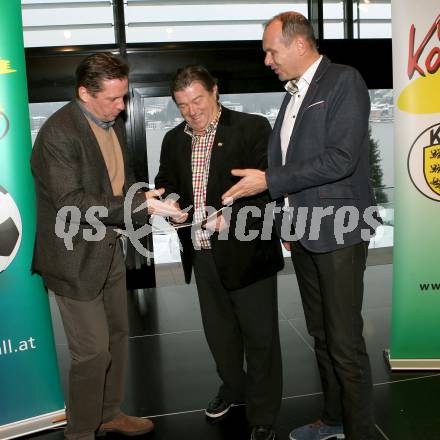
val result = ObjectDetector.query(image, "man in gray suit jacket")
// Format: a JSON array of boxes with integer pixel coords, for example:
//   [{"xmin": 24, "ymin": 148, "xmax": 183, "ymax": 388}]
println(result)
[
  {"xmin": 223, "ymin": 12, "xmax": 380, "ymax": 440},
  {"xmin": 31, "ymin": 53, "xmax": 183, "ymax": 440}
]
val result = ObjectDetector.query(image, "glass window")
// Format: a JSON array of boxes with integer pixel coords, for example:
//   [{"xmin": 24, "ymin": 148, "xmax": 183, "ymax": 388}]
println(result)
[
  {"xmin": 353, "ymin": 0, "xmax": 391, "ymax": 39},
  {"xmin": 124, "ymin": 1, "xmax": 307, "ymax": 43},
  {"xmin": 368, "ymin": 89, "xmax": 394, "ymax": 248},
  {"xmin": 29, "ymin": 102, "xmax": 68, "ymax": 144},
  {"xmin": 323, "ymin": 1, "xmax": 392, "ymax": 40},
  {"xmin": 21, "ymin": 0, "xmax": 115, "ymax": 47},
  {"xmin": 143, "ymin": 96, "xmax": 184, "ymax": 267},
  {"xmin": 324, "ymin": 0, "xmax": 344, "ymax": 39}
]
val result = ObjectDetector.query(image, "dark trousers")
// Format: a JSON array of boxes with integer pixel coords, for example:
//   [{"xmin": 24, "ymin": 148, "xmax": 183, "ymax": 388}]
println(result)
[
  {"xmin": 193, "ymin": 250, "xmax": 282, "ymax": 426},
  {"xmin": 54, "ymin": 242, "xmax": 128, "ymax": 440},
  {"xmin": 291, "ymin": 241, "xmax": 375, "ymax": 440}
]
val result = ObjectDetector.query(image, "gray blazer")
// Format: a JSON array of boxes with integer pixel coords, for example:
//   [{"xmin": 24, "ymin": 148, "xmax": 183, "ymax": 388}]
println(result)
[
  {"xmin": 266, "ymin": 56, "xmax": 380, "ymax": 253},
  {"xmin": 31, "ymin": 101, "xmax": 145, "ymax": 300}
]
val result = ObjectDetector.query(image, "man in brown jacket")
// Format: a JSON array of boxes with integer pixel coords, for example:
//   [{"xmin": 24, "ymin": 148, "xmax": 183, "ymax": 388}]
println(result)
[{"xmin": 31, "ymin": 53, "xmax": 183, "ymax": 440}]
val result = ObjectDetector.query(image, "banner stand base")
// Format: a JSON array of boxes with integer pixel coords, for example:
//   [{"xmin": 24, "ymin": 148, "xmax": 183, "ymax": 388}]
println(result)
[
  {"xmin": 0, "ymin": 409, "xmax": 66, "ymax": 440},
  {"xmin": 384, "ymin": 349, "xmax": 440, "ymax": 370}
]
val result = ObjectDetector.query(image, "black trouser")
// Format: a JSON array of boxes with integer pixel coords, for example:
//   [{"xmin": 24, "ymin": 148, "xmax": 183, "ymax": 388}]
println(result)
[
  {"xmin": 193, "ymin": 250, "xmax": 282, "ymax": 426},
  {"xmin": 291, "ymin": 241, "xmax": 375, "ymax": 440},
  {"xmin": 54, "ymin": 241, "xmax": 128, "ymax": 440}
]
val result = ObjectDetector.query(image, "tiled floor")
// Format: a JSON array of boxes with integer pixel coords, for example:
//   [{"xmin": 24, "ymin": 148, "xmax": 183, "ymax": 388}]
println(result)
[{"xmin": 28, "ymin": 248, "xmax": 440, "ymax": 440}]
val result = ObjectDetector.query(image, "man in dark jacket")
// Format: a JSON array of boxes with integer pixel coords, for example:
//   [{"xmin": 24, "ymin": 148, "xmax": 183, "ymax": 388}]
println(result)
[
  {"xmin": 155, "ymin": 65, "xmax": 284, "ymax": 440},
  {"xmin": 223, "ymin": 12, "xmax": 379, "ymax": 440}
]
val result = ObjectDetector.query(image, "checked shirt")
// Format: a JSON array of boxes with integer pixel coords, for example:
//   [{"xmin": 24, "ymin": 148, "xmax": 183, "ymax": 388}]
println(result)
[{"xmin": 184, "ymin": 108, "xmax": 221, "ymax": 249}]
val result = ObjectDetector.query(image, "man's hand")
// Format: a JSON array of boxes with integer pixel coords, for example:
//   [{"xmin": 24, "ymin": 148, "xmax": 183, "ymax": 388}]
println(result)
[
  {"xmin": 202, "ymin": 214, "xmax": 228, "ymax": 232},
  {"xmin": 164, "ymin": 199, "xmax": 189, "ymax": 224},
  {"xmin": 221, "ymin": 169, "xmax": 267, "ymax": 205},
  {"xmin": 144, "ymin": 188, "xmax": 187, "ymax": 219},
  {"xmin": 145, "ymin": 188, "xmax": 165, "ymax": 199}
]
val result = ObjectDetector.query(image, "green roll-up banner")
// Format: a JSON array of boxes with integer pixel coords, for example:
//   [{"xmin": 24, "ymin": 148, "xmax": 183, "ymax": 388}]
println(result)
[
  {"xmin": 0, "ymin": 2, "xmax": 65, "ymax": 438},
  {"xmin": 389, "ymin": 2, "xmax": 440, "ymax": 369}
]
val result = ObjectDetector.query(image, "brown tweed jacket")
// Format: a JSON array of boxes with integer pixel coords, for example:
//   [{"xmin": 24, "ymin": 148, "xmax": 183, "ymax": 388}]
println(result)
[{"xmin": 31, "ymin": 101, "xmax": 146, "ymax": 300}]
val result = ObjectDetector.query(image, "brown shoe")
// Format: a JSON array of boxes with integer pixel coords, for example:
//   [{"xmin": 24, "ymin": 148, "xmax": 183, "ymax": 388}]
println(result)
[{"xmin": 97, "ymin": 413, "xmax": 154, "ymax": 436}]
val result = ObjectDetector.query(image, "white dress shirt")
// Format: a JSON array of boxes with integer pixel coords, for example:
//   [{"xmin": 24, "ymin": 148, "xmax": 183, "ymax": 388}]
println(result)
[{"xmin": 280, "ymin": 55, "xmax": 323, "ymax": 207}]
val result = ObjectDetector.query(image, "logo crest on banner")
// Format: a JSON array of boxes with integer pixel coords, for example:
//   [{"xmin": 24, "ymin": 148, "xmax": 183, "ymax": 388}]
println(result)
[
  {"xmin": 408, "ymin": 123, "xmax": 440, "ymax": 201},
  {"xmin": 424, "ymin": 144, "xmax": 440, "ymax": 195}
]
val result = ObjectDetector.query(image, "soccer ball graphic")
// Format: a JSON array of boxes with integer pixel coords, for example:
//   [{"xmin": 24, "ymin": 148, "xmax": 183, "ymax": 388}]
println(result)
[{"xmin": 0, "ymin": 185, "xmax": 22, "ymax": 273}]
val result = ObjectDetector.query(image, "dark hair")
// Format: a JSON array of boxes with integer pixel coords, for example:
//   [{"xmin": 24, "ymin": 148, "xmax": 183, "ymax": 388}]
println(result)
[
  {"xmin": 75, "ymin": 52, "xmax": 129, "ymax": 98},
  {"xmin": 170, "ymin": 65, "xmax": 218, "ymax": 102},
  {"xmin": 265, "ymin": 12, "xmax": 317, "ymax": 50}
]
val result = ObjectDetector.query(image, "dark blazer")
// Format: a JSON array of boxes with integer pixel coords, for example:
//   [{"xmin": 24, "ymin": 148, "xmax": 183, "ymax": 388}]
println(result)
[
  {"xmin": 155, "ymin": 106, "xmax": 284, "ymax": 290},
  {"xmin": 31, "ymin": 101, "xmax": 145, "ymax": 300},
  {"xmin": 266, "ymin": 56, "xmax": 380, "ymax": 253}
]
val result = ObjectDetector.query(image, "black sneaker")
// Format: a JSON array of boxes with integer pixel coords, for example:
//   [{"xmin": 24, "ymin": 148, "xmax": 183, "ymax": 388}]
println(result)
[
  {"xmin": 251, "ymin": 425, "xmax": 276, "ymax": 440},
  {"xmin": 205, "ymin": 395, "xmax": 232, "ymax": 418}
]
